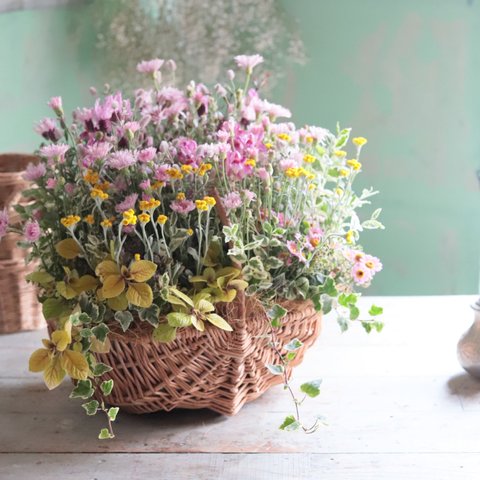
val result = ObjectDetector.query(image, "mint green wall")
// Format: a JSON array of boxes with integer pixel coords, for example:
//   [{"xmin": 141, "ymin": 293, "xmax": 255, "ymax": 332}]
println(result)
[{"xmin": 1, "ymin": 0, "xmax": 479, "ymax": 295}]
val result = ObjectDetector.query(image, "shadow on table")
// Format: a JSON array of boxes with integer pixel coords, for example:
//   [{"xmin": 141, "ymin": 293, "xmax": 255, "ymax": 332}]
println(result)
[{"xmin": 447, "ymin": 372, "xmax": 480, "ymax": 398}]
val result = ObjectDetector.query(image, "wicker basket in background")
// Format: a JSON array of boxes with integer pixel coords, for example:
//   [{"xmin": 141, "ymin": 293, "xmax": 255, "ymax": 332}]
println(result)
[
  {"xmin": 53, "ymin": 296, "xmax": 322, "ymax": 415},
  {"xmin": 0, "ymin": 153, "xmax": 44, "ymax": 334}
]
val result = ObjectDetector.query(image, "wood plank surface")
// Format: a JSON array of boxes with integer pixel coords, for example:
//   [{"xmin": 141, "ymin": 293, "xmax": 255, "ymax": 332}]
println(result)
[{"xmin": 1, "ymin": 295, "xmax": 479, "ymax": 478}]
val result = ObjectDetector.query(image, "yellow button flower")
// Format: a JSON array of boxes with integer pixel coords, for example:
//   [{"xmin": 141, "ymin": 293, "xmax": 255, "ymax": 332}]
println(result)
[
  {"xmin": 181, "ymin": 165, "xmax": 194, "ymax": 174},
  {"xmin": 347, "ymin": 159, "xmax": 362, "ymax": 171},
  {"xmin": 339, "ymin": 168, "xmax": 349, "ymax": 177},
  {"xmin": 84, "ymin": 214, "xmax": 94, "ymax": 225},
  {"xmin": 195, "ymin": 200, "xmax": 208, "ymax": 211},
  {"xmin": 157, "ymin": 214, "xmax": 168, "ymax": 225},
  {"xmin": 176, "ymin": 192, "xmax": 186, "ymax": 201},
  {"xmin": 83, "ymin": 169, "xmax": 99, "ymax": 185},
  {"xmin": 245, "ymin": 158, "xmax": 256, "ymax": 167},
  {"xmin": 60, "ymin": 215, "xmax": 81, "ymax": 228},
  {"xmin": 138, "ymin": 213, "xmax": 151, "ymax": 224},
  {"xmin": 345, "ymin": 230, "xmax": 355, "ymax": 244},
  {"xmin": 186, "ymin": 228, "xmax": 194, "ymax": 236},
  {"xmin": 277, "ymin": 133, "xmax": 291, "ymax": 142},
  {"xmin": 353, "ymin": 137, "xmax": 367, "ymax": 146},
  {"xmin": 100, "ymin": 218, "xmax": 113, "ymax": 228},
  {"xmin": 303, "ymin": 154, "xmax": 315, "ymax": 163},
  {"xmin": 203, "ymin": 196, "xmax": 216, "ymax": 207},
  {"xmin": 334, "ymin": 150, "xmax": 347, "ymax": 158},
  {"xmin": 134, "ymin": 253, "xmax": 141, "ymax": 261}
]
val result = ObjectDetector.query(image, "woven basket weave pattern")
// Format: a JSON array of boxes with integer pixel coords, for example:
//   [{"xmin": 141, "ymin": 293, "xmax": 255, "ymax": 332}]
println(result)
[{"xmin": 90, "ymin": 297, "xmax": 321, "ymax": 415}]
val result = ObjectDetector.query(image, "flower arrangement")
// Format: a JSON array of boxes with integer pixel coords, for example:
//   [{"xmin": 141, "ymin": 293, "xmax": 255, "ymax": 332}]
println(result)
[{"xmin": 1, "ymin": 55, "xmax": 383, "ymax": 439}]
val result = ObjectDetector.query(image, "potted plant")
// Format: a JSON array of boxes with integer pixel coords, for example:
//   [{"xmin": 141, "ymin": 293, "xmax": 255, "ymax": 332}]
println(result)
[{"xmin": 1, "ymin": 55, "xmax": 384, "ymax": 439}]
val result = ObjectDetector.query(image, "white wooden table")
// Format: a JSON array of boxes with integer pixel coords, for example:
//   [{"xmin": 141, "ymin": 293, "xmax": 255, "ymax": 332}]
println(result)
[{"xmin": 1, "ymin": 296, "xmax": 480, "ymax": 479}]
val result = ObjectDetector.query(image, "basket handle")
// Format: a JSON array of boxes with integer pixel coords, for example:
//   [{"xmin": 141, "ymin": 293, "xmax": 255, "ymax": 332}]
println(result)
[{"xmin": 209, "ymin": 187, "xmax": 246, "ymax": 325}]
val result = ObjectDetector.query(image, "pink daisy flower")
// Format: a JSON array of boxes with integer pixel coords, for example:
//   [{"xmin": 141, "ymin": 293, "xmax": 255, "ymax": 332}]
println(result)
[
  {"xmin": 352, "ymin": 264, "xmax": 373, "ymax": 285},
  {"xmin": 24, "ymin": 220, "xmax": 41, "ymax": 243},
  {"xmin": 115, "ymin": 194, "xmax": 138, "ymax": 213},
  {"xmin": 40, "ymin": 144, "xmax": 69, "ymax": 163},
  {"xmin": 46, "ymin": 178, "xmax": 57, "ymax": 189},
  {"xmin": 23, "ymin": 162, "xmax": 46, "ymax": 181},
  {"xmin": 48, "ymin": 96, "xmax": 63, "ymax": 115},
  {"xmin": 170, "ymin": 199, "xmax": 195, "ymax": 215},
  {"xmin": 108, "ymin": 151, "xmax": 136, "ymax": 170},
  {"xmin": 222, "ymin": 192, "xmax": 242, "ymax": 210},
  {"xmin": 286, "ymin": 240, "xmax": 307, "ymax": 263},
  {"xmin": 363, "ymin": 254, "xmax": 383, "ymax": 273},
  {"xmin": 137, "ymin": 59, "xmax": 164, "ymax": 74},
  {"xmin": 234, "ymin": 54, "xmax": 264, "ymax": 73},
  {"xmin": 138, "ymin": 147, "xmax": 157, "ymax": 163},
  {"xmin": 34, "ymin": 117, "xmax": 61, "ymax": 142}
]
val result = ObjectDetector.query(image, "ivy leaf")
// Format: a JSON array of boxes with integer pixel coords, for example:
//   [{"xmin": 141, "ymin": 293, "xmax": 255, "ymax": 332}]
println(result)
[
  {"xmin": 279, "ymin": 415, "xmax": 301, "ymax": 431},
  {"xmin": 114, "ymin": 311, "xmax": 134, "ymax": 332},
  {"xmin": 320, "ymin": 277, "xmax": 337, "ymax": 297},
  {"xmin": 92, "ymin": 362, "xmax": 113, "ymax": 376},
  {"xmin": 337, "ymin": 316, "xmax": 349, "ymax": 332},
  {"xmin": 267, "ymin": 364, "xmax": 284, "ymax": 375},
  {"xmin": 152, "ymin": 324, "xmax": 177, "ymax": 343},
  {"xmin": 70, "ymin": 379, "xmax": 94, "ymax": 399},
  {"xmin": 81, "ymin": 400, "xmax": 99, "ymax": 416},
  {"xmin": 92, "ymin": 323, "xmax": 110, "ymax": 342},
  {"xmin": 284, "ymin": 338, "xmax": 303, "ymax": 352},
  {"xmin": 107, "ymin": 407, "xmax": 119, "ymax": 421},
  {"xmin": 369, "ymin": 305, "xmax": 383, "ymax": 316},
  {"xmin": 349, "ymin": 305, "xmax": 360, "ymax": 320},
  {"xmin": 98, "ymin": 428, "xmax": 114, "ymax": 440},
  {"xmin": 267, "ymin": 304, "xmax": 287, "ymax": 327},
  {"xmin": 285, "ymin": 352, "xmax": 297, "ymax": 362},
  {"xmin": 79, "ymin": 328, "xmax": 93, "ymax": 338},
  {"xmin": 300, "ymin": 379, "xmax": 322, "ymax": 398},
  {"xmin": 138, "ymin": 304, "xmax": 160, "ymax": 326},
  {"xmin": 101, "ymin": 379, "xmax": 114, "ymax": 396}
]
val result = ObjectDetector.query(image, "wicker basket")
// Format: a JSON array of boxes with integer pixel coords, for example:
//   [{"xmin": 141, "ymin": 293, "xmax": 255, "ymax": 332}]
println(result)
[
  {"xmin": 72, "ymin": 296, "xmax": 322, "ymax": 415},
  {"xmin": 0, "ymin": 153, "xmax": 44, "ymax": 333}
]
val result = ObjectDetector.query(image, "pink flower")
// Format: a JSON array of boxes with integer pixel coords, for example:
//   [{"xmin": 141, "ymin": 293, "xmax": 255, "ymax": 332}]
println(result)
[
  {"xmin": 64, "ymin": 183, "xmax": 76, "ymax": 196},
  {"xmin": 257, "ymin": 168, "xmax": 269, "ymax": 181},
  {"xmin": 48, "ymin": 96, "xmax": 63, "ymax": 115},
  {"xmin": 243, "ymin": 190, "xmax": 256, "ymax": 203},
  {"xmin": 138, "ymin": 147, "xmax": 156, "ymax": 163},
  {"xmin": 0, "ymin": 208, "xmax": 9, "ymax": 239},
  {"xmin": 234, "ymin": 54, "xmax": 264, "ymax": 73},
  {"xmin": 108, "ymin": 150, "xmax": 136, "ymax": 170},
  {"xmin": 260, "ymin": 100, "xmax": 291, "ymax": 119},
  {"xmin": 176, "ymin": 137, "xmax": 198, "ymax": 166},
  {"xmin": 154, "ymin": 165, "xmax": 170, "ymax": 181},
  {"xmin": 23, "ymin": 162, "xmax": 46, "ymax": 181},
  {"xmin": 81, "ymin": 142, "xmax": 112, "ymax": 167},
  {"xmin": 222, "ymin": 192, "xmax": 242, "ymax": 210},
  {"xmin": 139, "ymin": 179, "xmax": 151, "ymax": 191},
  {"xmin": 137, "ymin": 59, "xmax": 164, "ymax": 74},
  {"xmin": 170, "ymin": 199, "xmax": 195, "ymax": 215},
  {"xmin": 286, "ymin": 240, "xmax": 306, "ymax": 263},
  {"xmin": 346, "ymin": 249, "xmax": 366, "ymax": 264},
  {"xmin": 34, "ymin": 118, "xmax": 61, "ymax": 142},
  {"xmin": 24, "ymin": 220, "xmax": 41, "ymax": 243},
  {"xmin": 40, "ymin": 144, "xmax": 69, "ymax": 163},
  {"xmin": 362, "ymin": 254, "xmax": 383, "ymax": 273},
  {"xmin": 307, "ymin": 227, "xmax": 324, "ymax": 250},
  {"xmin": 46, "ymin": 178, "xmax": 57, "ymax": 189},
  {"xmin": 352, "ymin": 264, "xmax": 373, "ymax": 285},
  {"xmin": 115, "ymin": 194, "xmax": 138, "ymax": 213},
  {"xmin": 279, "ymin": 158, "xmax": 298, "ymax": 171}
]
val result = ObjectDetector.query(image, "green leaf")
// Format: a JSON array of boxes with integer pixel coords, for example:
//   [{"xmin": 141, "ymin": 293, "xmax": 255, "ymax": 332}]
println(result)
[
  {"xmin": 338, "ymin": 293, "xmax": 357, "ymax": 307},
  {"xmin": 349, "ymin": 305, "xmax": 360, "ymax": 320},
  {"xmin": 374, "ymin": 321, "xmax": 384, "ymax": 332},
  {"xmin": 321, "ymin": 296, "xmax": 333, "ymax": 315},
  {"xmin": 79, "ymin": 328, "xmax": 93, "ymax": 338},
  {"xmin": 337, "ymin": 316, "xmax": 349, "ymax": 332},
  {"xmin": 267, "ymin": 364, "xmax": 284, "ymax": 375},
  {"xmin": 25, "ymin": 271, "xmax": 54, "ymax": 286},
  {"xmin": 368, "ymin": 305, "xmax": 383, "ymax": 316},
  {"xmin": 152, "ymin": 324, "xmax": 177, "ymax": 343},
  {"xmin": 138, "ymin": 304, "xmax": 161, "ymax": 327},
  {"xmin": 92, "ymin": 362, "xmax": 112, "ymax": 376},
  {"xmin": 284, "ymin": 338, "xmax": 303, "ymax": 352},
  {"xmin": 98, "ymin": 428, "xmax": 114, "ymax": 440},
  {"xmin": 42, "ymin": 298, "xmax": 68, "ymax": 320},
  {"xmin": 70, "ymin": 379, "xmax": 94, "ymax": 399},
  {"xmin": 101, "ymin": 379, "xmax": 114, "ymax": 396},
  {"xmin": 267, "ymin": 304, "xmax": 288, "ymax": 324},
  {"xmin": 168, "ymin": 287, "xmax": 194, "ymax": 307},
  {"xmin": 92, "ymin": 323, "xmax": 110, "ymax": 343},
  {"xmin": 167, "ymin": 312, "xmax": 193, "ymax": 327},
  {"xmin": 279, "ymin": 415, "xmax": 300, "ymax": 431},
  {"xmin": 320, "ymin": 277, "xmax": 337, "ymax": 297},
  {"xmin": 81, "ymin": 400, "xmax": 99, "ymax": 416},
  {"xmin": 300, "ymin": 379, "xmax": 322, "ymax": 398},
  {"xmin": 206, "ymin": 313, "xmax": 233, "ymax": 331},
  {"xmin": 107, "ymin": 407, "xmax": 119, "ymax": 421},
  {"xmin": 362, "ymin": 321, "xmax": 373, "ymax": 334},
  {"xmin": 114, "ymin": 311, "xmax": 133, "ymax": 332},
  {"xmin": 285, "ymin": 351, "xmax": 297, "ymax": 362},
  {"xmin": 69, "ymin": 312, "xmax": 92, "ymax": 326}
]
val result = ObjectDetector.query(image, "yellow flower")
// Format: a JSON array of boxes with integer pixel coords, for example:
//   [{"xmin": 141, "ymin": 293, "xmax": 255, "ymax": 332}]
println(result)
[
  {"xmin": 152, "ymin": 181, "xmax": 164, "ymax": 190},
  {"xmin": 100, "ymin": 218, "xmax": 113, "ymax": 228},
  {"xmin": 134, "ymin": 253, "xmax": 141, "ymax": 261},
  {"xmin": 83, "ymin": 169, "xmax": 99, "ymax": 185},
  {"xmin": 176, "ymin": 192, "xmax": 186, "ymax": 201},
  {"xmin": 347, "ymin": 159, "xmax": 362, "ymax": 171},
  {"xmin": 60, "ymin": 215, "xmax": 81, "ymax": 228},
  {"xmin": 303, "ymin": 154, "xmax": 315, "ymax": 163},
  {"xmin": 122, "ymin": 209, "xmax": 137, "ymax": 226},
  {"xmin": 277, "ymin": 133, "xmax": 291, "ymax": 142},
  {"xmin": 90, "ymin": 188, "xmax": 108, "ymax": 200},
  {"xmin": 186, "ymin": 228, "xmax": 194, "ymax": 236},
  {"xmin": 334, "ymin": 150, "xmax": 347, "ymax": 158},
  {"xmin": 157, "ymin": 214, "xmax": 168, "ymax": 225},
  {"xmin": 335, "ymin": 188, "xmax": 343, "ymax": 196},
  {"xmin": 345, "ymin": 230, "xmax": 355, "ymax": 244},
  {"xmin": 96, "ymin": 181, "xmax": 110, "ymax": 192},
  {"xmin": 139, "ymin": 198, "xmax": 161, "ymax": 211},
  {"xmin": 167, "ymin": 168, "xmax": 184, "ymax": 180},
  {"xmin": 84, "ymin": 214, "xmax": 94, "ymax": 225},
  {"xmin": 195, "ymin": 200, "xmax": 208, "ymax": 211},
  {"xmin": 264, "ymin": 142, "xmax": 273, "ymax": 149},
  {"xmin": 353, "ymin": 136, "xmax": 367, "ymax": 146},
  {"xmin": 339, "ymin": 168, "xmax": 349, "ymax": 177},
  {"xmin": 285, "ymin": 167, "xmax": 301, "ymax": 178},
  {"xmin": 308, "ymin": 183, "xmax": 316, "ymax": 191},
  {"xmin": 305, "ymin": 172, "xmax": 315, "ymax": 181},
  {"xmin": 245, "ymin": 158, "xmax": 256, "ymax": 167},
  {"xmin": 181, "ymin": 165, "xmax": 194, "ymax": 174},
  {"xmin": 138, "ymin": 213, "xmax": 151, "ymax": 224},
  {"xmin": 305, "ymin": 135, "xmax": 314, "ymax": 143},
  {"xmin": 197, "ymin": 163, "xmax": 212, "ymax": 176},
  {"xmin": 203, "ymin": 196, "xmax": 216, "ymax": 207}
]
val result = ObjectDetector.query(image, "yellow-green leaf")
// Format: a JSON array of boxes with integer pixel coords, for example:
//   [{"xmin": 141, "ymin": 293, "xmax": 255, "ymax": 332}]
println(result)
[
  {"xmin": 51, "ymin": 330, "xmax": 70, "ymax": 351},
  {"xmin": 126, "ymin": 282, "xmax": 153, "ymax": 308},
  {"xmin": 107, "ymin": 293, "xmax": 128, "ymax": 311},
  {"xmin": 102, "ymin": 274, "xmax": 126, "ymax": 299},
  {"xmin": 60, "ymin": 350, "xmax": 89, "ymax": 380},
  {"xmin": 129, "ymin": 260, "xmax": 157, "ymax": 282},
  {"xmin": 217, "ymin": 288, "xmax": 237, "ymax": 303},
  {"xmin": 95, "ymin": 260, "xmax": 120, "ymax": 279},
  {"xmin": 195, "ymin": 298, "xmax": 215, "ymax": 313},
  {"xmin": 71, "ymin": 275, "xmax": 99, "ymax": 294},
  {"xmin": 191, "ymin": 316, "xmax": 205, "ymax": 332},
  {"xmin": 43, "ymin": 356, "xmax": 66, "ymax": 390},
  {"xmin": 152, "ymin": 324, "xmax": 177, "ymax": 343},
  {"xmin": 206, "ymin": 313, "xmax": 233, "ymax": 331},
  {"xmin": 55, "ymin": 238, "xmax": 81, "ymax": 259},
  {"xmin": 90, "ymin": 336, "xmax": 111, "ymax": 354},
  {"xmin": 169, "ymin": 287, "xmax": 194, "ymax": 307},
  {"xmin": 228, "ymin": 279, "xmax": 249, "ymax": 291},
  {"xmin": 56, "ymin": 281, "xmax": 77, "ymax": 300},
  {"xmin": 29, "ymin": 348, "xmax": 51, "ymax": 372},
  {"xmin": 25, "ymin": 271, "xmax": 54, "ymax": 286}
]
